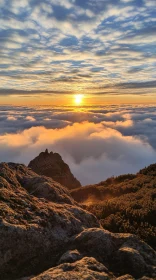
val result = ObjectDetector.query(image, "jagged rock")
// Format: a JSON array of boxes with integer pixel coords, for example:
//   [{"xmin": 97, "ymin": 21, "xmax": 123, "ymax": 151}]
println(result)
[
  {"xmin": 31, "ymin": 257, "xmax": 114, "ymax": 280},
  {"xmin": 0, "ymin": 163, "xmax": 99, "ymax": 280},
  {"xmin": 28, "ymin": 150, "xmax": 81, "ymax": 189}
]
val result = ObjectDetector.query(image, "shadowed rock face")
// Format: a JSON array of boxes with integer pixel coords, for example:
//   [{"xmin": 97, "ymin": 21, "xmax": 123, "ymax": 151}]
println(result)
[
  {"xmin": 28, "ymin": 150, "xmax": 81, "ymax": 190},
  {"xmin": 0, "ymin": 163, "xmax": 155, "ymax": 280}
]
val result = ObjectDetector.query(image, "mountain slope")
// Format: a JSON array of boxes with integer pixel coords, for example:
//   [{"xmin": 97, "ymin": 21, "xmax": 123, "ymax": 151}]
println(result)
[
  {"xmin": 71, "ymin": 164, "xmax": 156, "ymax": 249},
  {"xmin": 28, "ymin": 149, "xmax": 81, "ymax": 190},
  {"xmin": 0, "ymin": 163, "xmax": 155, "ymax": 279}
]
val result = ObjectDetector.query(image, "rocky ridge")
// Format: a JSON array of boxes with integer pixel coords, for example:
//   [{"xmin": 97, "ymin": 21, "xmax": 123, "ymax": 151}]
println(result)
[
  {"xmin": 28, "ymin": 149, "xmax": 81, "ymax": 190},
  {"xmin": 0, "ymin": 163, "xmax": 155, "ymax": 280}
]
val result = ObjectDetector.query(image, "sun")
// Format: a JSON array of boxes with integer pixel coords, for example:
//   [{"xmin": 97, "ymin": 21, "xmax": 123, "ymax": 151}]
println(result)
[{"xmin": 74, "ymin": 94, "xmax": 84, "ymax": 105}]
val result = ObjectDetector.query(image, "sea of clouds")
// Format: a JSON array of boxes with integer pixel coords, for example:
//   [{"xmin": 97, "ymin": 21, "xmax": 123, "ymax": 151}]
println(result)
[{"xmin": 0, "ymin": 104, "xmax": 156, "ymax": 185}]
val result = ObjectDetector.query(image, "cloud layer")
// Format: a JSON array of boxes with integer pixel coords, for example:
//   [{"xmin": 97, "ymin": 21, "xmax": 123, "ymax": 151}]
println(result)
[{"xmin": 0, "ymin": 104, "xmax": 156, "ymax": 185}]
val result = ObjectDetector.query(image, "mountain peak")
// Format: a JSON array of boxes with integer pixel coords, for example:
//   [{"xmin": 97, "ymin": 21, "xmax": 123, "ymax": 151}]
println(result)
[{"xmin": 28, "ymin": 150, "xmax": 81, "ymax": 190}]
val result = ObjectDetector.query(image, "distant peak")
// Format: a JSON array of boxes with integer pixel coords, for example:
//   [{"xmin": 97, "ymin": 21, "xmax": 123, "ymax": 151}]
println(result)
[{"xmin": 28, "ymin": 150, "xmax": 81, "ymax": 189}]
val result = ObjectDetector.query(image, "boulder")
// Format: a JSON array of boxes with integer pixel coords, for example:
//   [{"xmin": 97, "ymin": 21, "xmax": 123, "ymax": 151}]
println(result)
[{"xmin": 72, "ymin": 228, "xmax": 156, "ymax": 278}]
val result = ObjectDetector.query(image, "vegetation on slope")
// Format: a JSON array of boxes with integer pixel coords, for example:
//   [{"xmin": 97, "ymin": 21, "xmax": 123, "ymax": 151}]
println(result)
[{"xmin": 71, "ymin": 164, "xmax": 156, "ymax": 249}]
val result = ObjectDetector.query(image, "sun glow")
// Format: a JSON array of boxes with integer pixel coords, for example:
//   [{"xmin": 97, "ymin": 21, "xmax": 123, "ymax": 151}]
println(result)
[{"xmin": 74, "ymin": 94, "xmax": 84, "ymax": 105}]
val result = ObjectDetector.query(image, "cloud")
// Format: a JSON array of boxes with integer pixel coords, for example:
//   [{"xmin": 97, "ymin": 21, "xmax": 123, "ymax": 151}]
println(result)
[
  {"xmin": 116, "ymin": 80, "xmax": 156, "ymax": 89},
  {"xmin": 7, "ymin": 115, "xmax": 17, "ymax": 121},
  {"xmin": 25, "ymin": 116, "xmax": 36, "ymax": 121},
  {"xmin": 0, "ymin": 89, "xmax": 71, "ymax": 96},
  {"xmin": 88, "ymin": 80, "xmax": 156, "ymax": 95},
  {"xmin": 0, "ymin": 104, "xmax": 156, "ymax": 185}
]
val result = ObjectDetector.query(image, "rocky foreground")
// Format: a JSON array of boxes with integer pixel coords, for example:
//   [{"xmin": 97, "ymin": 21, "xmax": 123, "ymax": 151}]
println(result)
[{"xmin": 0, "ymin": 163, "xmax": 156, "ymax": 280}]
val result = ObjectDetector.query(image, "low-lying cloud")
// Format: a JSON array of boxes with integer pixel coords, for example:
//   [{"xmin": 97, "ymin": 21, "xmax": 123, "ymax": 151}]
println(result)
[{"xmin": 0, "ymin": 120, "xmax": 156, "ymax": 185}]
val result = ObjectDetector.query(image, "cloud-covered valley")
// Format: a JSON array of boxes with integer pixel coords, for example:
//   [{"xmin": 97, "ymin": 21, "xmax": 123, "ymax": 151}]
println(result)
[{"xmin": 0, "ymin": 104, "xmax": 156, "ymax": 185}]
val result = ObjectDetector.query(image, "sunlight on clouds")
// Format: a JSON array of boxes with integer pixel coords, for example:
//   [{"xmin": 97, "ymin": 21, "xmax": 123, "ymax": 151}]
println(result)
[
  {"xmin": 0, "ymin": 104, "xmax": 156, "ymax": 184},
  {"xmin": 0, "ymin": 121, "xmax": 155, "ymax": 184},
  {"xmin": 25, "ymin": 116, "xmax": 36, "ymax": 122}
]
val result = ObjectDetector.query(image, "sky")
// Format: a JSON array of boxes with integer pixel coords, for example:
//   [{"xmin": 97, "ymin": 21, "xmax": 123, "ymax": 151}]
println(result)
[{"xmin": 0, "ymin": 0, "xmax": 156, "ymax": 104}]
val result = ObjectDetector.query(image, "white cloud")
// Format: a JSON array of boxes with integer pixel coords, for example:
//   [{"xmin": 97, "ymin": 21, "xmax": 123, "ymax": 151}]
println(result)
[{"xmin": 7, "ymin": 116, "xmax": 17, "ymax": 121}]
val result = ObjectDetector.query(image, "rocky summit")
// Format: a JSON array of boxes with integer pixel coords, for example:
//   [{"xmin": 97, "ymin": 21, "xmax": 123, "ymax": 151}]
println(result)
[
  {"xmin": 0, "ymin": 162, "xmax": 156, "ymax": 280},
  {"xmin": 28, "ymin": 149, "xmax": 81, "ymax": 190}
]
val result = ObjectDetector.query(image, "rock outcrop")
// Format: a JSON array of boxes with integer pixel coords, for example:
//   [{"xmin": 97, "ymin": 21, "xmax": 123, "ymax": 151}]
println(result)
[
  {"xmin": 0, "ymin": 163, "xmax": 98, "ymax": 279},
  {"xmin": 28, "ymin": 150, "xmax": 81, "ymax": 190},
  {"xmin": 0, "ymin": 163, "xmax": 155, "ymax": 280}
]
